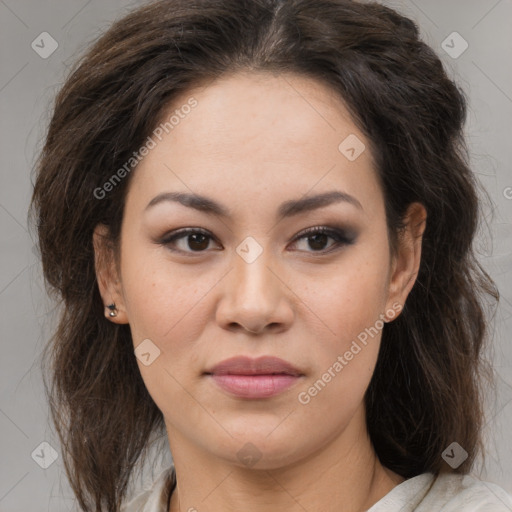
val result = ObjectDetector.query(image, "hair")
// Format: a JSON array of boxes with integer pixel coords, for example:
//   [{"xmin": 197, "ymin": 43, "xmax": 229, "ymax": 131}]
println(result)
[{"xmin": 29, "ymin": 0, "xmax": 500, "ymax": 510}]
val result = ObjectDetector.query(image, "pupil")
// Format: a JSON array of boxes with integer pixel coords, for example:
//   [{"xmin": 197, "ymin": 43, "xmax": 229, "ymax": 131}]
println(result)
[
  {"xmin": 309, "ymin": 234, "xmax": 328, "ymax": 250},
  {"xmin": 189, "ymin": 234, "xmax": 209, "ymax": 251}
]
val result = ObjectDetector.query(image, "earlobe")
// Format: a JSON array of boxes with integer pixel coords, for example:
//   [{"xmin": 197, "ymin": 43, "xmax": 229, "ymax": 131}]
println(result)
[
  {"xmin": 92, "ymin": 224, "xmax": 129, "ymax": 324},
  {"xmin": 385, "ymin": 202, "xmax": 427, "ymax": 319}
]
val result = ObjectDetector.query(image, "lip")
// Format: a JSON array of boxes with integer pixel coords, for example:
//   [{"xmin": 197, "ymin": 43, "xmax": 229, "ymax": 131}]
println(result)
[{"xmin": 205, "ymin": 356, "xmax": 303, "ymax": 399}]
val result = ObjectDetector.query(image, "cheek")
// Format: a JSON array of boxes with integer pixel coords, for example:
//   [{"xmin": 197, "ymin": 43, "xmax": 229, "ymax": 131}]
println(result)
[
  {"xmin": 120, "ymin": 253, "xmax": 234, "ymax": 395},
  {"xmin": 295, "ymin": 293, "xmax": 385, "ymax": 427},
  {"xmin": 120, "ymin": 249, "xmax": 211, "ymax": 411},
  {"xmin": 315, "ymin": 248, "xmax": 390, "ymax": 340},
  {"xmin": 298, "ymin": 240, "xmax": 390, "ymax": 391}
]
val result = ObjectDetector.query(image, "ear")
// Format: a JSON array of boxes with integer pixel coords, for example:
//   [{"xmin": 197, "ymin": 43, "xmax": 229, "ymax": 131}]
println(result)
[
  {"xmin": 384, "ymin": 202, "xmax": 427, "ymax": 321},
  {"xmin": 93, "ymin": 223, "xmax": 129, "ymax": 324}
]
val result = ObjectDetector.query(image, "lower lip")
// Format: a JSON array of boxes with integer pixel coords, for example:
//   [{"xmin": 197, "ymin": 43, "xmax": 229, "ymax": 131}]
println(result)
[{"xmin": 209, "ymin": 374, "xmax": 301, "ymax": 398}]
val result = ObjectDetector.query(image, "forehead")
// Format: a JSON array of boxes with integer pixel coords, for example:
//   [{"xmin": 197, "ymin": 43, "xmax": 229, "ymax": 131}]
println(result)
[
  {"xmin": 126, "ymin": 71, "xmax": 382, "ymax": 218},
  {"xmin": 160, "ymin": 71, "xmax": 360, "ymax": 158}
]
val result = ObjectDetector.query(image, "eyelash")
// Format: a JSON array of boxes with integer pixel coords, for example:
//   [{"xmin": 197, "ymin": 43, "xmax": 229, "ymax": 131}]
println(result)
[{"xmin": 158, "ymin": 225, "xmax": 356, "ymax": 256}]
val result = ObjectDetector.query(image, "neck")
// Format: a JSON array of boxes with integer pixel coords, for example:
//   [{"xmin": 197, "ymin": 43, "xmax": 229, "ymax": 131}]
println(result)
[{"xmin": 167, "ymin": 407, "xmax": 404, "ymax": 512}]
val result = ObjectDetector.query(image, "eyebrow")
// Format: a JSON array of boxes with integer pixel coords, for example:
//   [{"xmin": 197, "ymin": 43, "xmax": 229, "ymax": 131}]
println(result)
[{"xmin": 144, "ymin": 190, "xmax": 363, "ymax": 220}]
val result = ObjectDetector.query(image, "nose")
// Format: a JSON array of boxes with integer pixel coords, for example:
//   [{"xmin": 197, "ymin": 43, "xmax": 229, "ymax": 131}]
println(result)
[{"xmin": 215, "ymin": 246, "xmax": 294, "ymax": 335}]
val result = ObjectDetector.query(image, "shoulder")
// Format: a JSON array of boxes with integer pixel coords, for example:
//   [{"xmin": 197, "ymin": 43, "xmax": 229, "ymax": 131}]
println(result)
[
  {"xmin": 368, "ymin": 472, "xmax": 512, "ymax": 512},
  {"xmin": 121, "ymin": 465, "xmax": 176, "ymax": 512},
  {"xmin": 422, "ymin": 473, "xmax": 512, "ymax": 512}
]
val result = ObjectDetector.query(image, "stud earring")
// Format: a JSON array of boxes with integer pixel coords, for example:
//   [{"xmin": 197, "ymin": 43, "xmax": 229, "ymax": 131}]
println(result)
[{"xmin": 106, "ymin": 303, "xmax": 118, "ymax": 317}]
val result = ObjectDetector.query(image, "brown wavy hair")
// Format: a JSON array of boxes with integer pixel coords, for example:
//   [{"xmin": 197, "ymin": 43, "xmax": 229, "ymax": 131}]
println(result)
[{"xmin": 29, "ymin": 0, "xmax": 499, "ymax": 510}]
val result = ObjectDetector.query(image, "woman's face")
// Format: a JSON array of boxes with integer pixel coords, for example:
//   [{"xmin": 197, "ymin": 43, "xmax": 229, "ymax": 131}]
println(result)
[{"xmin": 95, "ymin": 71, "xmax": 424, "ymax": 469}]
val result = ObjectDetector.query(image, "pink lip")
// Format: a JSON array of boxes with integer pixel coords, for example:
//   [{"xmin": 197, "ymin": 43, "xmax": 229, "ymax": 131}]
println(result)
[{"xmin": 205, "ymin": 356, "xmax": 303, "ymax": 399}]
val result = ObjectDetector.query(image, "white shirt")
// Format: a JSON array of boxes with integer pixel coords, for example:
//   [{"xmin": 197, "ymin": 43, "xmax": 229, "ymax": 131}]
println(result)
[{"xmin": 120, "ymin": 465, "xmax": 512, "ymax": 512}]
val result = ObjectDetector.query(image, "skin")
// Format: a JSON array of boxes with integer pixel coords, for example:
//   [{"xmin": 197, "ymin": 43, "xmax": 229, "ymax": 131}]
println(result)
[{"xmin": 94, "ymin": 70, "xmax": 427, "ymax": 512}]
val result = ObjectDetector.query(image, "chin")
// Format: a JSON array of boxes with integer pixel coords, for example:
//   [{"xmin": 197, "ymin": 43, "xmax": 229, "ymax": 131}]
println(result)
[{"xmin": 208, "ymin": 423, "xmax": 318, "ymax": 471}]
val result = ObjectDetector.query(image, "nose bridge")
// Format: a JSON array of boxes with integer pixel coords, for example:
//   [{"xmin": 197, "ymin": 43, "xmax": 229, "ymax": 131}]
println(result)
[
  {"xmin": 232, "ymin": 238, "xmax": 275, "ymax": 304},
  {"xmin": 215, "ymin": 236, "xmax": 293, "ymax": 332}
]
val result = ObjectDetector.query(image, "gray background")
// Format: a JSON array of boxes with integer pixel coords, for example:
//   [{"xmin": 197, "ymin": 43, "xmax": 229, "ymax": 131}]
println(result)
[{"xmin": 0, "ymin": 0, "xmax": 511, "ymax": 510}]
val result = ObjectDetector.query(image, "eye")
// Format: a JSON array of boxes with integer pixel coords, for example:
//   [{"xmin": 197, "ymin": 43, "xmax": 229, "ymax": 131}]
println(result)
[
  {"xmin": 159, "ymin": 228, "xmax": 220, "ymax": 254},
  {"xmin": 289, "ymin": 226, "xmax": 356, "ymax": 253},
  {"xmin": 158, "ymin": 225, "xmax": 356, "ymax": 255}
]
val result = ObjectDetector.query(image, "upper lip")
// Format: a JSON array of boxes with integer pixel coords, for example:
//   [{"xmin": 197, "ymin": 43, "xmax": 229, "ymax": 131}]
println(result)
[{"xmin": 205, "ymin": 356, "xmax": 303, "ymax": 376}]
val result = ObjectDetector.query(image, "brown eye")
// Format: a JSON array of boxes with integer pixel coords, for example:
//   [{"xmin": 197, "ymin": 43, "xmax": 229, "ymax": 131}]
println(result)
[
  {"xmin": 186, "ymin": 233, "xmax": 210, "ymax": 251},
  {"xmin": 160, "ymin": 228, "xmax": 219, "ymax": 253},
  {"xmin": 306, "ymin": 233, "xmax": 330, "ymax": 251},
  {"xmin": 159, "ymin": 225, "xmax": 356, "ymax": 256},
  {"xmin": 290, "ymin": 226, "xmax": 356, "ymax": 253}
]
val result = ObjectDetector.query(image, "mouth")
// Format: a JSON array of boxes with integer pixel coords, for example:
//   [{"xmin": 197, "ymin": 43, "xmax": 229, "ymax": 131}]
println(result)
[{"xmin": 204, "ymin": 356, "xmax": 304, "ymax": 399}]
